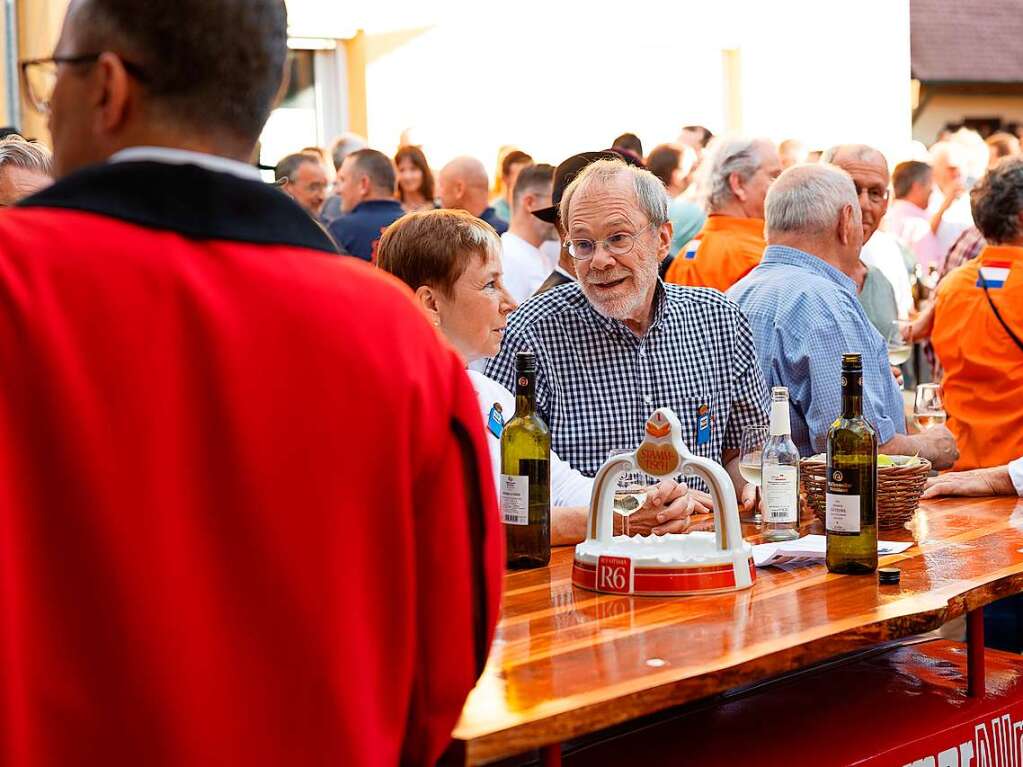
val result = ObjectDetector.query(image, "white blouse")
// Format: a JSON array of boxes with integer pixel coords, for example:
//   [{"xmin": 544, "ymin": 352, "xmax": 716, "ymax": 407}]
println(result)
[{"xmin": 467, "ymin": 370, "xmax": 593, "ymax": 508}]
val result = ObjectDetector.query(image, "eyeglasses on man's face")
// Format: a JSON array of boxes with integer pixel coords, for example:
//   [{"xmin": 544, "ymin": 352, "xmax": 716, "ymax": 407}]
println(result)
[
  {"xmin": 565, "ymin": 224, "xmax": 656, "ymax": 261},
  {"xmin": 854, "ymin": 183, "xmax": 889, "ymax": 206},
  {"xmin": 20, "ymin": 53, "xmax": 148, "ymax": 115}
]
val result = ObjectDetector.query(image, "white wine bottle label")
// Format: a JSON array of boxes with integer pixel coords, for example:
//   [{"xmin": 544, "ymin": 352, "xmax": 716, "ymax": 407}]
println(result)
[
  {"xmin": 763, "ymin": 465, "xmax": 798, "ymax": 522},
  {"xmin": 826, "ymin": 465, "xmax": 863, "ymax": 535},
  {"xmin": 826, "ymin": 493, "xmax": 861, "ymax": 533},
  {"xmin": 500, "ymin": 474, "xmax": 529, "ymax": 526}
]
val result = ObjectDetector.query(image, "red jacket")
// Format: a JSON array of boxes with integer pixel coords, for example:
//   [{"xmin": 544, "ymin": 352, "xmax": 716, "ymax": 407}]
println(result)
[{"xmin": 0, "ymin": 160, "xmax": 502, "ymax": 766}]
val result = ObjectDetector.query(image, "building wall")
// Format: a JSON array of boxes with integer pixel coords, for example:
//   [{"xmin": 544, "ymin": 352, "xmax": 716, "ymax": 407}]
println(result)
[
  {"xmin": 359, "ymin": 0, "xmax": 912, "ymax": 171},
  {"xmin": 914, "ymin": 91, "xmax": 1023, "ymax": 145},
  {"xmin": 13, "ymin": 0, "xmax": 68, "ymax": 142}
]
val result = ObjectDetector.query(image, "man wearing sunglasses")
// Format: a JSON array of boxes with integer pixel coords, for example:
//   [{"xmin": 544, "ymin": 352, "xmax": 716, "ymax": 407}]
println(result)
[{"xmin": 4, "ymin": 1, "xmax": 501, "ymax": 765}]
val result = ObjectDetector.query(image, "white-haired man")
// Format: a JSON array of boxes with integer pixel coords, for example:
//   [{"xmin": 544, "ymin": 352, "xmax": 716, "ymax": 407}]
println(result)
[
  {"xmin": 665, "ymin": 136, "xmax": 781, "ymax": 291},
  {"xmin": 728, "ymin": 164, "xmax": 958, "ymax": 468},
  {"xmin": 486, "ymin": 159, "xmax": 769, "ymax": 510}
]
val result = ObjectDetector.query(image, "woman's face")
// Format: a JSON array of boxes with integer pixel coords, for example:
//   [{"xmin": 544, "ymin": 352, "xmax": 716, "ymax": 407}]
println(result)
[
  {"xmin": 397, "ymin": 157, "xmax": 424, "ymax": 195},
  {"xmin": 436, "ymin": 247, "xmax": 517, "ymax": 362}
]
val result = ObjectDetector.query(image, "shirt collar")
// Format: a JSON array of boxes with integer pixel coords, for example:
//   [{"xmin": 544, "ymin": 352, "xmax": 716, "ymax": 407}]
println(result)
[
  {"xmin": 761, "ymin": 244, "xmax": 858, "ymax": 295},
  {"xmin": 109, "ymin": 146, "xmax": 262, "ymax": 182},
  {"xmin": 980, "ymin": 244, "xmax": 1023, "ymax": 265},
  {"xmin": 351, "ymin": 198, "xmax": 403, "ymax": 213}
]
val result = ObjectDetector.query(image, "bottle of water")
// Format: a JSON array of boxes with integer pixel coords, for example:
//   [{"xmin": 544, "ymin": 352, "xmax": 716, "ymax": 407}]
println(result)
[{"xmin": 762, "ymin": 386, "xmax": 800, "ymax": 542}]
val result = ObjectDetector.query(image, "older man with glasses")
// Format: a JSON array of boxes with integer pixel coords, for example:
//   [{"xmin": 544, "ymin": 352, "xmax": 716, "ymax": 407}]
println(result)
[{"xmin": 486, "ymin": 158, "xmax": 769, "ymax": 510}]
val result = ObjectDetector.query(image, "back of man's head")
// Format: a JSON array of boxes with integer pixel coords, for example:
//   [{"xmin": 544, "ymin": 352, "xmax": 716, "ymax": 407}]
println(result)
[
  {"xmin": 346, "ymin": 149, "xmax": 397, "ymax": 197},
  {"xmin": 511, "ymin": 163, "xmax": 554, "ymax": 213},
  {"xmin": 0, "ymin": 136, "xmax": 54, "ymax": 205},
  {"xmin": 892, "ymin": 161, "xmax": 933, "ymax": 200},
  {"xmin": 765, "ymin": 163, "xmax": 861, "ymax": 242},
  {"xmin": 612, "ymin": 133, "xmax": 644, "ymax": 160},
  {"xmin": 71, "ymin": 0, "xmax": 287, "ymax": 147},
  {"xmin": 971, "ymin": 157, "xmax": 1023, "ymax": 244},
  {"xmin": 697, "ymin": 136, "xmax": 769, "ymax": 212}
]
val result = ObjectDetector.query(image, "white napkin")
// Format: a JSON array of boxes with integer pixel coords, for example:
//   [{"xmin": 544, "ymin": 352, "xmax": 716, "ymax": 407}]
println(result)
[{"xmin": 753, "ymin": 534, "xmax": 913, "ymax": 568}]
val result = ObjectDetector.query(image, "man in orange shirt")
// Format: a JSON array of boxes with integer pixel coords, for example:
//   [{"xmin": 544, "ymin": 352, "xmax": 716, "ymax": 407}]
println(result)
[
  {"xmin": 932, "ymin": 157, "xmax": 1023, "ymax": 470},
  {"xmin": 664, "ymin": 137, "xmax": 781, "ymax": 291}
]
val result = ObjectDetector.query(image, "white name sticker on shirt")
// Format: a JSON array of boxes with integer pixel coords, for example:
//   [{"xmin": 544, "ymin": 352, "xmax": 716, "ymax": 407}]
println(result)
[
  {"xmin": 501, "ymin": 474, "xmax": 529, "ymax": 525},
  {"xmin": 826, "ymin": 493, "xmax": 861, "ymax": 534}
]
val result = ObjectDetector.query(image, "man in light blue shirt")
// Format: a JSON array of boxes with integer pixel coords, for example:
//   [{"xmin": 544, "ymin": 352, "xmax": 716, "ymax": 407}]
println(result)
[{"xmin": 729, "ymin": 163, "xmax": 959, "ymax": 469}]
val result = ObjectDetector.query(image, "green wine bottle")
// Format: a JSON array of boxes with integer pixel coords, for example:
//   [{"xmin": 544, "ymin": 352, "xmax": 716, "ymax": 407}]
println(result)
[
  {"xmin": 501, "ymin": 351, "xmax": 551, "ymax": 569},
  {"xmin": 825, "ymin": 353, "xmax": 878, "ymax": 574}
]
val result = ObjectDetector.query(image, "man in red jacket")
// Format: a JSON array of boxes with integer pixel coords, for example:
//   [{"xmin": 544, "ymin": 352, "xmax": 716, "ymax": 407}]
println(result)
[{"xmin": 1, "ymin": 1, "xmax": 502, "ymax": 765}]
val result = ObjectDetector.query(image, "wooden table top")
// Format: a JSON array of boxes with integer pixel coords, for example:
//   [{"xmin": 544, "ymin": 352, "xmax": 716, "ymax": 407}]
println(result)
[{"xmin": 453, "ymin": 495, "xmax": 1023, "ymax": 764}]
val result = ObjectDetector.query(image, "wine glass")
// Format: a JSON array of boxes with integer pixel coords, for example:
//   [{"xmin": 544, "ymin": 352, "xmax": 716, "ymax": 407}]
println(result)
[
  {"xmin": 914, "ymin": 383, "xmax": 946, "ymax": 431},
  {"xmin": 886, "ymin": 320, "xmax": 913, "ymax": 390},
  {"xmin": 739, "ymin": 426, "xmax": 768, "ymax": 524},
  {"xmin": 608, "ymin": 448, "xmax": 657, "ymax": 537}
]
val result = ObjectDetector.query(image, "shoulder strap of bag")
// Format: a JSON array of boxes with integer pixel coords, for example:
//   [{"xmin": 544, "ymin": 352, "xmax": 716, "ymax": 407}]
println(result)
[{"xmin": 982, "ymin": 279, "xmax": 1023, "ymax": 353}]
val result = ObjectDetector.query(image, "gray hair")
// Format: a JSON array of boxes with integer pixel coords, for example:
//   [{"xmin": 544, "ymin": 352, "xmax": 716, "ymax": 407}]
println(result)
[
  {"xmin": 559, "ymin": 159, "xmax": 669, "ymax": 228},
  {"xmin": 765, "ymin": 163, "xmax": 861, "ymax": 237},
  {"xmin": 331, "ymin": 132, "xmax": 367, "ymax": 171},
  {"xmin": 971, "ymin": 156, "xmax": 1023, "ymax": 244},
  {"xmin": 0, "ymin": 136, "xmax": 52, "ymax": 176},
  {"xmin": 695, "ymin": 136, "xmax": 769, "ymax": 212}
]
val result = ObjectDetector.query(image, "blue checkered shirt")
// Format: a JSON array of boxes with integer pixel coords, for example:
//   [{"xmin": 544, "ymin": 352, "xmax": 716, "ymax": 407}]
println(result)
[
  {"xmin": 484, "ymin": 281, "xmax": 769, "ymax": 487},
  {"xmin": 727, "ymin": 245, "xmax": 906, "ymax": 456}
]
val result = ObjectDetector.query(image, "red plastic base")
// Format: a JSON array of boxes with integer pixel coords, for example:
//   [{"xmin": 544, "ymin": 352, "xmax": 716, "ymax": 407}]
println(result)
[{"xmin": 564, "ymin": 639, "xmax": 1023, "ymax": 766}]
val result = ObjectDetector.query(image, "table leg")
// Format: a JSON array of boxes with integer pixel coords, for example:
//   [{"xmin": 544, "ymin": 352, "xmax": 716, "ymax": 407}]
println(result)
[
  {"xmin": 541, "ymin": 743, "xmax": 562, "ymax": 767},
  {"xmin": 968, "ymin": 607, "xmax": 985, "ymax": 698}
]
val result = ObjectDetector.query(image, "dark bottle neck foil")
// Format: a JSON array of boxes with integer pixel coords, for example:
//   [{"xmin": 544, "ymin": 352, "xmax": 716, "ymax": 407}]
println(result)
[{"xmin": 841, "ymin": 366, "xmax": 863, "ymax": 419}]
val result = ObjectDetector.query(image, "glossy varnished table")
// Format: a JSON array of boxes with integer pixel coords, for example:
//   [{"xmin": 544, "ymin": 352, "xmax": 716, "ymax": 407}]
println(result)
[{"xmin": 451, "ymin": 496, "xmax": 1023, "ymax": 765}]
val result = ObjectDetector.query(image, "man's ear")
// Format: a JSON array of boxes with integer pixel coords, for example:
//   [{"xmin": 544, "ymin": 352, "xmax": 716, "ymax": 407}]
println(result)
[
  {"xmin": 95, "ymin": 52, "xmax": 134, "ymax": 134},
  {"xmin": 837, "ymin": 204, "xmax": 855, "ymax": 246},
  {"xmin": 358, "ymin": 173, "xmax": 371, "ymax": 198},
  {"xmin": 655, "ymin": 221, "xmax": 673, "ymax": 264},
  {"xmin": 414, "ymin": 284, "xmax": 441, "ymax": 327},
  {"xmin": 728, "ymin": 171, "xmax": 747, "ymax": 202}
]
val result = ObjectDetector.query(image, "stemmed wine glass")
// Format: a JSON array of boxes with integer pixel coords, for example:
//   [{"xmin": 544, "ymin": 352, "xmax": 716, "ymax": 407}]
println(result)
[
  {"xmin": 739, "ymin": 426, "xmax": 768, "ymax": 524},
  {"xmin": 914, "ymin": 383, "xmax": 946, "ymax": 431},
  {"xmin": 608, "ymin": 448, "xmax": 658, "ymax": 537},
  {"xmin": 886, "ymin": 320, "xmax": 913, "ymax": 390}
]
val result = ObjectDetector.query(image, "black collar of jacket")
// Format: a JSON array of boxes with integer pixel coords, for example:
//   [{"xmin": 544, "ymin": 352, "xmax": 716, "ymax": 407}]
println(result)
[{"xmin": 18, "ymin": 160, "xmax": 339, "ymax": 255}]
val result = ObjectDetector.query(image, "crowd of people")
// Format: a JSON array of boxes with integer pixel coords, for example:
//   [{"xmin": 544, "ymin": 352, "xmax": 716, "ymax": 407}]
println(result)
[
  {"xmin": 1, "ymin": 0, "xmax": 1021, "ymax": 764},
  {"xmin": 264, "ymin": 113, "xmax": 1022, "ymax": 499}
]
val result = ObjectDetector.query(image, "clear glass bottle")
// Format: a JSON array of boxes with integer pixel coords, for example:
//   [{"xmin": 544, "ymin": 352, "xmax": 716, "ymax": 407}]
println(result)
[{"xmin": 762, "ymin": 386, "xmax": 800, "ymax": 541}]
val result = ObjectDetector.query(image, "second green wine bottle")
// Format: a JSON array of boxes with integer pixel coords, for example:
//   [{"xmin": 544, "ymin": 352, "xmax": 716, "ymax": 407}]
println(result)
[{"xmin": 825, "ymin": 353, "xmax": 878, "ymax": 574}]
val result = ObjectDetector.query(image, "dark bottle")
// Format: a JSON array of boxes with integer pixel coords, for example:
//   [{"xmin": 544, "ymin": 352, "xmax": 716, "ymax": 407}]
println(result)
[
  {"xmin": 826, "ymin": 353, "xmax": 878, "ymax": 574},
  {"xmin": 501, "ymin": 351, "xmax": 551, "ymax": 569}
]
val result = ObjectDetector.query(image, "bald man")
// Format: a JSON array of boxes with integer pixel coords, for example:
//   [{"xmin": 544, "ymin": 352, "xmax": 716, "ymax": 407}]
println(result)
[{"xmin": 437, "ymin": 156, "xmax": 508, "ymax": 234}]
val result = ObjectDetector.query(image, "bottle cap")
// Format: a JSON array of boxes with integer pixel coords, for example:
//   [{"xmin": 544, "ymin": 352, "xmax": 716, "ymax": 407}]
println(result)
[
  {"xmin": 515, "ymin": 350, "xmax": 536, "ymax": 372},
  {"xmin": 841, "ymin": 352, "xmax": 863, "ymax": 371},
  {"xmin": 878, "ymin": 567, "xmax": 900, "ymax": 584}
]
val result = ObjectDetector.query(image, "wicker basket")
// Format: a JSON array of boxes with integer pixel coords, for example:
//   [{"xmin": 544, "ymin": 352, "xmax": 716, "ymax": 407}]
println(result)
[{"xmin": 800, "ymin": 456, "xmax": 932, "ymax": 530}]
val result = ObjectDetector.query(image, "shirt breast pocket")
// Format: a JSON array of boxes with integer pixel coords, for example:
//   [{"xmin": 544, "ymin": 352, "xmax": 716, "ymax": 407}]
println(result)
[{"xmin": 671, "ymin": 393, "xmax": 729, "ymax": 463}]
